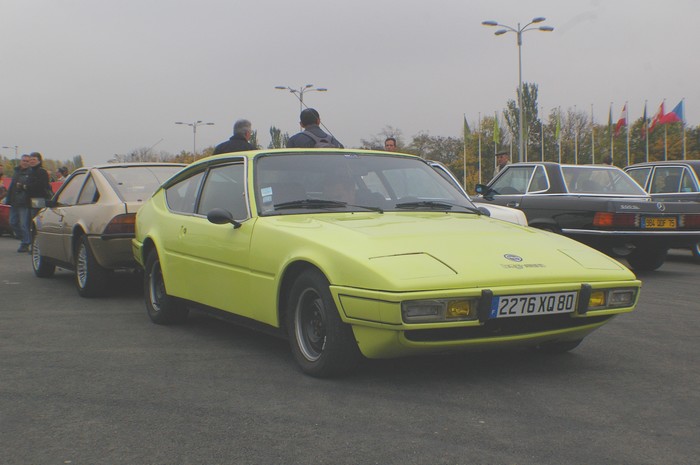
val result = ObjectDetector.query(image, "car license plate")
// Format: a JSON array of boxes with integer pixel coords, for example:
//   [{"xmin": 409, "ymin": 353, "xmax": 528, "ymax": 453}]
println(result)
[
  {"xmin": 643, "ymin": 217, "xmax": 677, "ymax": 229},
  {"xmin": 490, "ymin": 291, "xmax": 578, "ymax": 319}
]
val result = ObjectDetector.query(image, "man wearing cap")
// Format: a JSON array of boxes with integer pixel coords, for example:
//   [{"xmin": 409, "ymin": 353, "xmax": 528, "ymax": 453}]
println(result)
[
  {"xmin": 213, "ymin": 119, "xmax": 255, "ymax": 155},
  {"xmin": 287, "ymin": 108, "xmax": 343, "ymax": 148},
  {"xmin": 495, "ymin": 151, "xmax": 510, "ymax": 174}
]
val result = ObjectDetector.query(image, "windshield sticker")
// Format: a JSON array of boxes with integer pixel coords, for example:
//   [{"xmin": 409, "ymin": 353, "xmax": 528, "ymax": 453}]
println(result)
[{"xmin": 261, "ymin": 186, "xmax": 273, "ymax": 204}]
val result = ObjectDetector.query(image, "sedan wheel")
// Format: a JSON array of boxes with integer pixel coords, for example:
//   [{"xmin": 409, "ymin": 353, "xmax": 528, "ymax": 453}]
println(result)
[
  {"xmin": 625, "ymin": 246, "xmax": 668, "ymax": 272},
  {"xmin": 75, "ymin": 235, "xmax": 110, "ymax": 297},
  {"xmin": 144, "ymin": 250, "xmax": 188, "ymax": 324},
  {"xmin": 31, "ymin": 234, "xmax": 55, "ymax": 278},
  {"xmin": 287, "ymin": 269, "xmax": 361, "ymax": 377}
]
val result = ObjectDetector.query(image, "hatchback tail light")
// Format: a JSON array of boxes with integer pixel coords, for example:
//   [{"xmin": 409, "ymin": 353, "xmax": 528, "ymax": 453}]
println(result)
[
  {"xmin": 593, "ymin": 212, "xmax": 638, "ymax": 228},
  {"xmin": 103, "ymin": 213, "xmax": 136, "ymax": 235}
]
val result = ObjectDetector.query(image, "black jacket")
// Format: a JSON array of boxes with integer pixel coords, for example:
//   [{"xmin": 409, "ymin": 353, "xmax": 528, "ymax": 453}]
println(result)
[
  {"xmin": 213, "ymin": 135, "xmax": 255, "ymax": 155},
  {"xmin": 287, "ymin": 125, "xmax": 343, "ymax": 148},
  {"xmin": 6, "ymin": 168, "xmax": 32, "ymax": 207}
]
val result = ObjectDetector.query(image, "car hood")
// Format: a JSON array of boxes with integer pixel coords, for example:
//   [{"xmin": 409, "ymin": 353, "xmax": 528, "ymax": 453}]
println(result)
[{"xmin": 254, "ymin": 212, "xmax": 635, "ymax": 291}]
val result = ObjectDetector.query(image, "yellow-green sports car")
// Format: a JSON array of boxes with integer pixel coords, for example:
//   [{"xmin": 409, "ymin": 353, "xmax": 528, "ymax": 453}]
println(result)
[{"xmin": 133, "ymin": 149, "xmax": 641, "ymax": 377}]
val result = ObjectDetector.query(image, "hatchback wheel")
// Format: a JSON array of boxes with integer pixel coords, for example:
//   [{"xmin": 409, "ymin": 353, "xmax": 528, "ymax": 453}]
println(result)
[
  {"xmin": 286, "ymin": 269, "xmax": 361, "ymax": 377},
  {"xmin": 144, "ymin": 250, "xmax": 188, "ymax": 324},
  {"xmin": 31, "ymin": 233, "xmax": 55, "ymax": 278},
  {"xmin": 75, "ymin": 235, "xmax": 110, "ymax": 297}
]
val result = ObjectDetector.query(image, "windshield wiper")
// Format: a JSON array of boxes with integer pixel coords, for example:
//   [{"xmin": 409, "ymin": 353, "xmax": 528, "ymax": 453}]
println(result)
[
  {"xmin": 275, "ymin": 198, "xmax": 384, "ymax": 213},
  {"xmin": 394, "ymin": 200, "xmax": 483, "ymax": 215}
]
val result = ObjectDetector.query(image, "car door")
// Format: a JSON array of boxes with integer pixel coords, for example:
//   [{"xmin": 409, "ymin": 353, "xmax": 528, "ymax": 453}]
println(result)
[
  {"xmin": 649, "ymin": 165, "xmax": 700, "ymax": 202},
  {"xmin": 38, "ymin": 171, "xmax": 88, "ymax": 261},
  {"xmin": 167, "ymin": 161, "xmax": 256, "ymax": 318}
]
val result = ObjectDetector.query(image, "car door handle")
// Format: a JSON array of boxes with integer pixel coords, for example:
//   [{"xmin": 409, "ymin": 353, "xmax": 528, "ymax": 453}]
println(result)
[{"xmin": 506, "ymin": 201, "xmax": 520, "ymax": 208}]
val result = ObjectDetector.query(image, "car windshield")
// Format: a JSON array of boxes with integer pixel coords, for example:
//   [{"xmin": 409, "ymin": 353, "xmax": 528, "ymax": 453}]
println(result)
[
  {"xmin": 100, "ymin": 165, "xmax": 183, "ymax": 202},
  {"xmin": 254, "ymin": 152, "xmax": 478, "ymax": 215},
  {"xmin": 561, "ymin": 166, "xmax": 647, "ymax": 195}
]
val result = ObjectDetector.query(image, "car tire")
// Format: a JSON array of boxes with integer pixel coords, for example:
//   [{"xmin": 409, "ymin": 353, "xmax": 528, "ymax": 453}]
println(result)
[
  {"xmin": 75, "ymin": 235, "xmax": 110, "ymax": 297},
  {"xmin": 286, "ymin": 269, "xmax": 361, "ymax": 378},
  {"xmin": 144, "ymin": 250, "xmax": 189, "ymax": 325},
  {"xmin": 31, "ymin": 233, "xmax": 55, "ymax": 278},
  {"xmin": 625, "ymin": 246, "xmax": 668, "ymax": 272},
  {"xmin": 535, "ymin": 339, "xmax": 583, "ymax": 353},
  {"xmin": 691, "ymin": 242, "xmax": 700, "ymax": 263}
]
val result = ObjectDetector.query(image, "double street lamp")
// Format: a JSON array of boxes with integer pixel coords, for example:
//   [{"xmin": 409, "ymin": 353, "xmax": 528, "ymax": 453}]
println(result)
[
  {"xmin": 274, "ymin": 84, "xmax": 327, "ymax": 113},
  {"xmin": 482, "ymin": 17, "xmax": 554, "ymax": 163},
  {"xmin": 2, "ymin": 145, "xmax": 19, "ymax": 156},
  {"xmin": 175, "ymin": 120, "xmax": 214, "ymax": 159}
]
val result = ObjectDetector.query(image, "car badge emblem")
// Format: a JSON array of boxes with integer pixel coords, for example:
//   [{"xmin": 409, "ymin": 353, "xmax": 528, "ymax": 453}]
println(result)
[
  {"xmin": 656, "ymin": 202, "xmax": 666, "ymax": 211},
  {"xmin": 504, "ymin": 254, "xmax": 523, "ymax": 262}
]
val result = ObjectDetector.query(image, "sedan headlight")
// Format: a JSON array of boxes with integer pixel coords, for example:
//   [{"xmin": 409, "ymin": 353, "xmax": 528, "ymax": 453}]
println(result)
[
  {"xmin": 588, "ymin": 288, "xmax": 637, "ymax": 310},
  {"xmin": 402, "ymin": 299, "xmax": 479, "ymax": 323}
]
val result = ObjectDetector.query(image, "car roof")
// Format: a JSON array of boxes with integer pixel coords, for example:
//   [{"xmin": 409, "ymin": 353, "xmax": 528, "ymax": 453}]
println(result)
[{"xmin": 625, "ymin": 160, "xmax": 700, "ymax": 169}]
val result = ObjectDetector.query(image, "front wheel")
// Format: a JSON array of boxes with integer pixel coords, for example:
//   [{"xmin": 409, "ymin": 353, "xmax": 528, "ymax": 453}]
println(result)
[
  {"xmin": 31, "ymin": 233, "xmax": 55, "ymax": 278},
  {"xmin": 625, "ymin": 246, "xmax": 668, "ymax": 272},
  {"xmin": 144, "ymin": 250, "xmax": 188, "ymax": 324},
  {"xmin": 75, "ymin": 235, "xmax": 110, "ymax": 297},
  {"xmin": 286, "ymin": 269, "xmax": 361, "ymax": 378}
]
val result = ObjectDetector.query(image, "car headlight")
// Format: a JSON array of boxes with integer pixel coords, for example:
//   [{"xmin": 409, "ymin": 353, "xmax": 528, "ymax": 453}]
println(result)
[
  {"xmin": 587, "ymin": 288, "xmax": 637, "ymax": 310},
  {"xmin": 402, "ymin": 299, "xmax": 479, "ymax": 323}
]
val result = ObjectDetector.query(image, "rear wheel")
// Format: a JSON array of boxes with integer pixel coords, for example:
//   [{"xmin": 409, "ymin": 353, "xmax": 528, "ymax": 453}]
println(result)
[
  {"xmin": 31, "ymin": 233, "xmax": 55, "ymax": 278},
  {"xmin": 144, "ymin": 250, "xmax": 188, "ymax": 324},
  {"xmin": 625, "ymin": 246, "xmax": 668, "ymax": 272},
  {"xmin": 75, "ymin": 235, "xmax": 110, "ymax": 297},
  {"xmin": 286, "ymin": 269, "xmax": 361, "ymax": 377}
]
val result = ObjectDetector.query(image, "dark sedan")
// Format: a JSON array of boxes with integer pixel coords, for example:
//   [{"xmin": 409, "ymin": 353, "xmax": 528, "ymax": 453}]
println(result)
[
  {"xmin": 625, "ymin": 159, "xmax": 700, "ymax": 260},
  {"xmin": 475, "ymin": 162, "xmax": 700, "ymax": 271}
]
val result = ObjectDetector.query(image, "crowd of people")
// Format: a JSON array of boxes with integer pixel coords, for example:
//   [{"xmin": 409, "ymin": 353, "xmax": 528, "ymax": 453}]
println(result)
[{"xmin": 1, "ymin": 152, "xmax": 60, "ymax": 253}]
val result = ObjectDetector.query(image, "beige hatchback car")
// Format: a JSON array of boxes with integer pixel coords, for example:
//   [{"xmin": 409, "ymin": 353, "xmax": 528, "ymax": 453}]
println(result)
[{"xmin": 31, "ymin": 163, "xmax": 184, "ymax": 297}]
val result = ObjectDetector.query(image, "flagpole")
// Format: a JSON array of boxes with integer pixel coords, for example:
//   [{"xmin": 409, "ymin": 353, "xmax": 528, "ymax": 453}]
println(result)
[
  {"xmin": 644, "ymin": 100, "xmax": 649, "ymax": 162},
  {"xmin": 625, "ymin": 101, "xmax": 630, "ymax": 166},
  {"xmin": 540, "ymin": 105, "xmax": 544, "ymax": 161},
  {"xmin": 557, "ymin": 106, "xmax": 562, "ymax": 164},
  {"xmin": 664, "ymin": 125, "xmax": 668, "ymax": 161},
  {"xmin": 609, "ymin": 102, "xmax": 613, "ymax": 165},
  {"xmin": 478, "ymin": 112, "xmax": 482, "ymax": 184},
  {"xmin": 591, "ymin": 104, "xmax": 595, "ymax": 164},
  {"xmin": 682, "ymin": 98, "xmax": 686, "ymax": 160},
  {"xmin": 463, "ymin": 114, "xmax": 467, "ymax": 187}
]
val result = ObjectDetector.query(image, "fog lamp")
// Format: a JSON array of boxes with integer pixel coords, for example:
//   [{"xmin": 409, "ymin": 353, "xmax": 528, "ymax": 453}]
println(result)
[
  {"xmin": 446, "ymin": 300, "xmax": 478, "ymax": 320},
  {"xmin": 588, "ymin": 291, "xmax": 606, "ymax": 308},
  {"xmin": 609, "ymin": 289, "xmax": 635, "ymax": 307},
  {"xmin": 402, "ymin": 301, "xmax": 442, "ymax": 323}
]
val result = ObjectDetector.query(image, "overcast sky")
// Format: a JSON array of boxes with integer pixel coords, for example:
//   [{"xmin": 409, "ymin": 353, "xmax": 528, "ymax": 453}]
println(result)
[{"xmin": 1, "ymin": 0, "xmax": 697, "ymax": 165}]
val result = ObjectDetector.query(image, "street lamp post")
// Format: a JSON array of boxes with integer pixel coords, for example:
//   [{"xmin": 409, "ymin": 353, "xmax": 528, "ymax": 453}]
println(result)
[
  {"xmin": 482, "ymin": 17, "xmax": 553, "ymax": 163},
  {"xmin": 274, "ymin": 84, "xmax": 327, "ymax": 113},
  {"xmin": 2, "ymin": 145, "xmax": 19, "ymax": 156},
  {"xmin": 175, "ymin": 120, "xmax": 214, "ymax": 159}
]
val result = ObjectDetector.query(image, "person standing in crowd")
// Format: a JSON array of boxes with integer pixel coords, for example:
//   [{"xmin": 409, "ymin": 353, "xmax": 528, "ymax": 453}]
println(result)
[
  {"xmin": 213, "ymin": 119, "xmax": 255, "ymax": 155},
  {"xmin": 5, "ymin": 154, "xmax": 32, "ymax": 252},
  {"xmin": 54, "ymin": 166, "xmax": 69, "ymax": 182},
  {"xmin": 495, "ymin": 151, "xmax": 510, "ymax": 174},
  {"xmin": 287, "ymin": 108, "xmax": 343, "ymax": 148},
  {"xmin": 26, "ymin": 152, "xmax": 53, "ymax": 216},
  {"xmin": 384, "ymin": 137, "xmax": 397, "ymax": 152},
  {"xmin": 0, "ymin": 164, "xmax": 8, "ymax": 201}
]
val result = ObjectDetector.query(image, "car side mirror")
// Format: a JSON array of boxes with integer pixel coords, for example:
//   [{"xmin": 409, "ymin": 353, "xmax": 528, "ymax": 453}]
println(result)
[
  {"xmin": 477, "ymin": 206, "xmax": 491, "ymax": 217},
  {"xmin": 206, "ymin": 208, "xmax": 242, "ymax": 229},
  {"xmin": 475, "ymin": 184, "xmax": 495, "ymax": 201}
]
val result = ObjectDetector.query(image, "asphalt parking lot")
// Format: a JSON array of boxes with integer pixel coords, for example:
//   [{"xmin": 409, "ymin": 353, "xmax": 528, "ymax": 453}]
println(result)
[{"xmin": 1, "ymin": 236, "xmax": 698, "ymax": 465}]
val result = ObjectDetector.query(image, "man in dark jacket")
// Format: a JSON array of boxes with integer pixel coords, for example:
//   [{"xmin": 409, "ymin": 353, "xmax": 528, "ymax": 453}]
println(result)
[
  {"xmin": 5, "ymin": 154, "xmax": 32, "ymax": 252},
  {"xmin": 213, "ymin": 119, "xmax": 255, "ymax": 154},
  {"xmin": 286, "ymin": 108, "xmax": 343, "ymax": 148}
]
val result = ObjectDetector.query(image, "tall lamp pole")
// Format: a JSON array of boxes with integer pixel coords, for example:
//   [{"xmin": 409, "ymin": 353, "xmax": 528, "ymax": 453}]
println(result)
[
  {"xmin": 482, "ymin": 17, "xmax": 553, "ymax": 163},
  {"xmin": 175, "ymin": 120, "xmax": 214, "ymax": 159},
  {"xmin": 274, "ymin": 84, "xmax": 327, "ymax": 113},
  {"xmin": 2, "ymin": 145, "xmax": 19, "ymax": 156}
]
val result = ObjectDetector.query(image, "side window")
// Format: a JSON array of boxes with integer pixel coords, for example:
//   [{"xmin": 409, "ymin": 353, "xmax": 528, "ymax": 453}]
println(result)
[
  {"xmin": 56, "ymin": 172, "xmax": 87, "ymax": 206},
  {"xmin": 626, "ymin": 168, "xmax": 651, "ymax": 189},
  {"xmin": 196, "ymin": 163, "xmax": 248, "ymax": 220},
  {"xmin": 77, "ymin": 175, "xmax": 99, "ymax": 205},
  {"xmin": 490, "ymin": 166, "xmax": 534, "ymax": 195},
  {"xmin": 528, "ymin": 165, "xmax": 549, "ymax": 192},
  {"xmin": 650, "ymin": 167, "xmax": 684, "ymax": 193},
  {"xmin": 680, "ymin": 168, "xmax": 699, "ymax": 192},
  {"xmin": 165, "ymin": 171, "xmax": 205, "ymax": 214}
]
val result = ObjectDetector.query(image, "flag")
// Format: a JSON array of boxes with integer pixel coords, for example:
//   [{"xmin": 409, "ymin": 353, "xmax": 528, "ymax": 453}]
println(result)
[
  {"xmin": 641, "ymin": 102, "xmax": 648, "ymax": 140},
  {"xmin": 463, "ymin": 114, "xmax": 471, "ymax": 142},
  {"xmin": 649, "ymin": 101, "xmax": 664, "ymax": 133},
  {"xmin": 660, "ymin": 100, "xmax": 684, "ymax": 124},
  {"xmin": 493, "ymin": 112, "xmax": 500, "ymax": 145},
  {"xmin": 554, "ymin": 110, "xmax": 561, "ymax": 143},
  {"xmin": 614, "ymin": 103, "xmax": 627, "ymax": 137}
]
